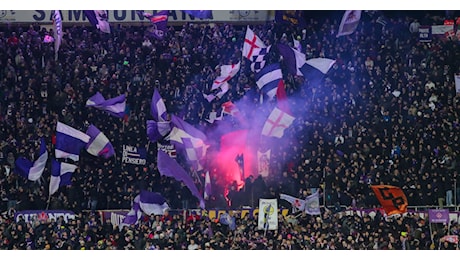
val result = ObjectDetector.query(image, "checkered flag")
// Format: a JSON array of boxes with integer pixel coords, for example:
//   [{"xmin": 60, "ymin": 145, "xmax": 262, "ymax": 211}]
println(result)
[{"xmin": 250, "ymin": 46, "xmax": 271, "ymax": 73}]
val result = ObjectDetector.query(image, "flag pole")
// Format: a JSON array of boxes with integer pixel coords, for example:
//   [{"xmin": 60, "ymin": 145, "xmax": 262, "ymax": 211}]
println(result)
[{"xmin": 46, "ymin": 194, "xmax": 51, "ymax": 210}]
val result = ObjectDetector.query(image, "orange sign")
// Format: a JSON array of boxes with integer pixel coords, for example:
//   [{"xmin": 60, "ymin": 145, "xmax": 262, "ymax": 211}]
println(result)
[{"xmin": 371, "ymin": 185, "xmax": 408, "ymax": 216}]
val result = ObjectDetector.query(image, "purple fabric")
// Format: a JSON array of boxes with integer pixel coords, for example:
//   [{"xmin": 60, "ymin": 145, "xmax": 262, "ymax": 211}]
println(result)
[
  {"xmin": 146, "ymin": 120, "xmax": 171, "ymax": 143},
  {"xmin": 428, "ymin": 209, "xmax": 450, "ymax": 224},
  {"xmin": 85, "ymin": 124, "xmax": 115, "ymax": 159},
  {"xmin": 150, "ymin": 88, "xmax": 168, "ymax": 122},
  {"xmin": 157, "ymin": 150, "xmax": 205, "ymax": 209},
  {"xmin": 183, "ymin": 10, "xmax": 213, "ymax": 19},
  {"xmin": 137, "ymin": 10, "xmax": 168, "ymax": 40},
  {"xmin": 86, "ymin": 92, "xmax": 126, "ymax": 118}
]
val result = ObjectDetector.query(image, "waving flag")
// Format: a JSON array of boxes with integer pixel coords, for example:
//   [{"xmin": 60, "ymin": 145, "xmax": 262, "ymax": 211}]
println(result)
[
  {"xmin": 243, "ymin": 26, "xmax": 270, "ymax": 73},
  {"xmin": 85, "ymin": 124, "xmax": 115, "ymax": 159},
  {"xmin": 55, "ymin": 122, "xmax": 90, "ymax": 161},
  {"xmin": 52, "ymin": 10, "xmax": 62, "ymax": 61},
  {"xmin": 86, "ymin": 92, "xmax": 126, "ymax": 118},
  {"xmin": 204, "ymin": 82, "xmax": 230, "ymax": 103},
  {"xmin": 139, "ymin": 190, "xmax": 170, "ymax": 216},
  {"xmin": 120, "ymin": 194, "xmax": 142, "ymax": 229},
  {"xmin": 371, "ymin": 185, "xmax": 408, "ymax": 216},
  {"xmin": 157, "ymin": 150, "xmax": 205, "ymax": 209},
  {"xmin": 183, "ymin": 10, "xmax": 213, "ymax": 19},
  {"xmin": 147, "ymin": 120, "xmax": 171, "ymax": 143},
  {"xmin": 337, "ymin": 10, "xmax": 362, "ymax": 37},
  {"xmin": 49, "ymin": 159, "xmax": 78, "ymax": 196},
  {"xmin": 150, "ymin": 88, "xmax": 168, "ymax": 122},
  {"xmin": 211, "ymin": 62, "xmax": 240, "ymax": 91},
  {"xmin": 280, "ymin": 193, "xmax": 306, "ymax": 211},
  {"xmin": 84, "ymin": 10, "xmax": 111, "ymax": 34},
  {"xmin": 256, "ymin": 63, "xmax": 283, "ymax": 100},
  {"xmin": 14, "ymin": 138, "xmax": 48, "ymax": 181},
  {"xmin": 204, "ymin": 171, "xmax": 211, "ymax": 200},
  {"xmin": 304, "ymin": 191, "xmax": 321, "ymax": 215},
  {"xmin": 137, "ymin": 10, "xmax": 168, "ymax": 40},
  {"xmin": 261, "ymin": 107, "xmax": 295, "ymax": 138},
  {"xmin": 219, "ymin": 213, "xmax": 236, "ymax": 230}
]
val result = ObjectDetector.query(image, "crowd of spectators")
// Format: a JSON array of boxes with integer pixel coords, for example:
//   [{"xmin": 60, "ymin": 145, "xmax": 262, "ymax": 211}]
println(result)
[{"xmin": 0, "ymin": 10, "xmax": 460, "ymax": 250}]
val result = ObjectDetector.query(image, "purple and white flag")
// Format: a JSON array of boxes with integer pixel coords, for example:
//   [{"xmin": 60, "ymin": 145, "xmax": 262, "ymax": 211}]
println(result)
[
  {"xmin": 280, "ymin": 193, "xmax": 306, "ymax": 211},
  {"xmin": 182, "ymin": 10, "xmax": 213, "ymax": 19},
  {"xmin": 139, "ymin": 190, "xmax": 170, "ymax": 216},
  {"xmin": 86, "ymin": 92, "xmax": 126, "ymax": 118},
  {"xmin": 52, "ymin": 10, "xmax": 62, "ymax": 61},
  {"xmin": 336, "ymin": 10, "xmax": 362, "ymax": 37},
  {"xmin": 146, "ymin": 120, "xmax": 171, "ymax": 143},
  {"xmin": 84, "ymin": 10, "xmax": 111, "ymax": 34},
  {"xmin": 14, "ymin": 137, "xmax": 48, "ymax": 181},
  {"xmin": 304, "ymin": 191, "xmax": 321, "ymax": 215},
  {"xmin": 204, "ymin": 171, "xmax": 211, "ymax": 200},
  {"xmin": 137, "ymin": 10, "xmax": 168, "ymax": 40},
  {"xmin": 120, "ymin": 194, "xmax": 142, "ymax": 229},
  {"xmin": 85, "ymin": 124, "xmax": 115, "ymax": 159},
  {"xmin": 255, "ymin": 63, "xmax": 283, "ymax": 100},
  {"xmin": 157, "ymin": 150, "xmax": 205, "ymax": 209},
  {"xmin": 428, "ymin": 209, "xmax": 450, "ymax": 224},
  {"xmin": 55, "ymin": 122, "xmax": 90, "ymax": 162},
  {"xmin": 49, "ymin": 159, "xmax": 78, "ymax": 196},
  {"xmin": 150, "ymin": 88, "xmax": 168, "ymax": 122}
]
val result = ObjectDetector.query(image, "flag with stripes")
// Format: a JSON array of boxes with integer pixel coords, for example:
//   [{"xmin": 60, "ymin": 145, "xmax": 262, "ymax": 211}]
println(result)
[
  {"xmin": 14, "ymin": 137, "xmax": 48, "ymax": 181},
  {"xmin": 49, "ymin": 159, "xmax": 78, "ymax": 196},
  {"xmin": 85, "ymin": 124, "xmax": 115, "ymax": 159},
  {"xmin": 255, "ymin": 63, "xmax": 283, "ymax": 100},
  {"xmin": 55, "ymin": 122, "xmax": 90, "ymax": 162},
  {"xmin": 86, "ymin": 92, "xmax": 126, "ymax": 118},
  {"xmin": 243, "ymin": 26, "xmax": 270, "ymax": 73}
]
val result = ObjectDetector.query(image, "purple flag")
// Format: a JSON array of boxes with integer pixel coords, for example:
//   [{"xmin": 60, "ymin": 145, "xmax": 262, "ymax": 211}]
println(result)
[
  {"xmin": 150, "ymin": 88, "xmax": 168, "ymax": 122},
  {"xmin": 85, "ymin": 124, "xmax": 115, "ymax": 159},
  {"xmin": 86, "ymin": 92, "xmax": 126, "ymax": 118},
  {"xmin": 84, "ymin": 10, "xmax": 111, "ymax": 33},
  {"xmin": 183, "ymin": 10, "xmax": 213, "ymax": 19},
  {"xmin": 49, "ymin": 159, "xmax": 78, "ymax": 196},
  {"xmin": 139, "ymin": 190, "xmax": 170, "ymax": 215},
  {"xmin": 146, "ymin": 120, "xmax": 171, "ymax": 143},
  {"xmin": 137, "ymin": 10, "xmax": 168, "ymax": 40},
  {"xmin": 428, "ymin": 209, "xmax": 450, "ymax": 224},
  {"xmin": 15, "ymin": 137, "xmax": 48, "ymax": 181},
  {"xmin": 157, "ymin": 150, "xmax": 205, "ymax": 209},
  {"xmin": 120, "ymin": 194, "xmax": 142, "ymax": 229},
  {"xmin": 55, "ymin": 122, "xmax": 90, "ymax": 161}
]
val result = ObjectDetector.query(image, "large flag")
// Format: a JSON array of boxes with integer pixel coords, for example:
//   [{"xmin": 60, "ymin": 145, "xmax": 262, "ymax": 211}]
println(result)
[
  {"xmin": 85, "ymin": 124, "xmax": 115, "ymax": 159},
  {"xmin": 204, "ymin": 171, "xmax": 212, "ymax": 200},
  {"xmin": 120, "ymin": 194, "xmax": 142, "ymax": 229},
  {"xmin": 336, "ymin": 10, "xmax": 362, "ymax": 37},
  {"xmin": 304, "ymin": 191, "xmax": 321, "ymax": 215},
  {"xmin": 280, "ymin": 193, "xmax": 306, "ymax": 211},
  {"xmin": 14, "ymin": 137, "xmax": 48, "ymax": 181},
  {"xmin": 146, "ymin": 120, "xmax": 171, "ymax": 143},
  {"xmin": 52, "ymin": 10, "xmax": 62, "ymax": 61},
  {"xmin": 211, "ymin": 62, "xmax": 240, "ymax": 91},
  {"xmin": 84, "ymin": 10, "xmax": 111, "ymax": 34},
  {"xmin": 261, "ymin": 107, "xmax": 295, "ymax": 138},
  {"xmin": 243, "ymin": 26, "xmax": 270, "ymax": 73},
  {"xmin": 86, "ymin": 92, "xmax": 126, "ymax": 118},
  {"xmin": 257, "ymin": 198, "xmax": 278, "ymax": 231},
  {"xmin": 157, "ymin": 150, "xmax": 205, "ymax": 209},
  {"xmin": 182, "ymin": 10, "xmax": 213, "ymax": 19},
  {"xmin": 150, "ymin": 88, "xmax": 169, "ymax": 122},
  {"xmin": 55, "ymin": 122, "xmax": 90, "ymax": 161},
  {"xmin": 49, "ymin": 159, "xmax": 78, "ymax": 196},
  {"xmin": 165, "ymin": 115, "xmax": 208, "ymax": 171},
  {"xmin": 137, "ymin": 10, "xmax": 168, "ymax": 40},
  {"xmin": 371, "ymin": 185, "xmax": 408, "ymax": 216},
  {"xmin": 138, "ymin": 190, "xmax": 170, "ymax": 216},
  {"xmin": 255, "ymin": 63, "xmax": 283, "ymax": 100},
  {"xmin": 257, "ymin": 149, "xmax": 270, "ymax": 177}
]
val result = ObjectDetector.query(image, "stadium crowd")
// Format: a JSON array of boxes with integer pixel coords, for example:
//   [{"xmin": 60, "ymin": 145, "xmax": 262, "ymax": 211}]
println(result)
[{"xmin": 0, "ymin": 10, "xmax": 460, "ymax": 250}]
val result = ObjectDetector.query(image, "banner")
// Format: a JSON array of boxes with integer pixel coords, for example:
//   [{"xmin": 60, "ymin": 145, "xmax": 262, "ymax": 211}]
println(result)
[
  {"xmin": 0, "ymin": 10, "xmax": 274, "ymax": 24},
  {"xmin": 14, "ymin": 210, "xmax": 76, "ymax": 223},
  {"xmin": 454, "ymin": 74, "xmax": 460, "ymax": 94},
  {"xmin": 428, "ymin": 209, "xmax": 450, "ymax": 224},
  {"xmin": 122, "ymin": 145, "xmax": 147, "ymax": 165},
  {"xmin": 257, "ymin": 198, "xmax": 278, "ymax": 230},
  {"xmin": 157, "ymin": 142, "xmax": 176, "ymax": 158},
  {"xmin": 418, "ymin": 26, "xmax": 432, "ymax": 42},
  {"xmin": 431, "ymin": 24, "xmax": 454, "ymax": 35},
  {"xmin": 257, "ymin": 149, "xmax": 270, "ymax": 177},
  {"xmin": 371, "ymin": 185, "xmax": 408, "ymax": 216}
]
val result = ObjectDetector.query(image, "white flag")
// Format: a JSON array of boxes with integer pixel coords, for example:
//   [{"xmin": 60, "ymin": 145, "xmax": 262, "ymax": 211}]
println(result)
[
  {"xmin": 337, "ymin": 10, "xmax": 362, "ymax": 37},
  {"xmin": 257, "ymin": 149, "xmax": 271, "ymax": 177},
  {"xmin": 52, "ymin": 10, "xmax": 62, "ymax": 61},
  {"xmin": 261, "ymin": 107, "xmax": 295, "ymax": 138},
  {"xmin": 280, "ymin": 193, "xmax": 305, "ymax": 211},
  {"xmin": 304, "ymin": 191, "xmax": 321, "ymax": 215}
]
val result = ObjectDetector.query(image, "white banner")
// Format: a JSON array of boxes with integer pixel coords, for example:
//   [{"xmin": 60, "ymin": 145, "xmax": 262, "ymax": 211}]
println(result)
[
  {"xmin": 257, "ymin": 198, "xmax": 278, "ymax": 230},
  {"xmin": 257, "ymin": 149, "xmax": 270, "ymax": 177},
  {"xmin": 0, "ymin": 10, "xmax": 274, "ymax": 23},
  {"xmin": 431, "ymin": 25, "xmax": 454, "ymax": 35}
]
